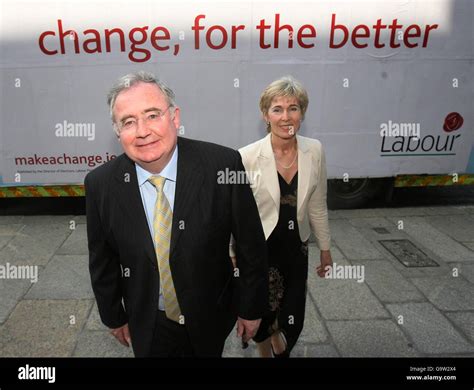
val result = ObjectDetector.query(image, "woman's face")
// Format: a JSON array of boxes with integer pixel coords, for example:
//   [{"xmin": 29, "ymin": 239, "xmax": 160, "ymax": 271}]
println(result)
[{"xmin": 264, "ymin": 95, "xmax": 302, "ymax": 140}]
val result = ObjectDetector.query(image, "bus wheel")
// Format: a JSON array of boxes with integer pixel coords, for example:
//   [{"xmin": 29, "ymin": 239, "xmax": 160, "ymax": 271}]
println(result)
[{"xmin": 327, "ymin": 178, "xmax": 393, "ymax": 209}]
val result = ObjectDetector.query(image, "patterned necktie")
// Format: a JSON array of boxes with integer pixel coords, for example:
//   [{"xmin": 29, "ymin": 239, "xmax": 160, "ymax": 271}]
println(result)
[{"xmin": 148, "ymin": 176, "xmax": 181, "ymax": 322}]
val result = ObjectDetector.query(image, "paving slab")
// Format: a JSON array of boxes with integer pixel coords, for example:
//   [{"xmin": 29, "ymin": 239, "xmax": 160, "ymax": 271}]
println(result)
[
  {"xmin": 386, "ymin": 303, "xmax": 474, "ymax": 355},
  {"xmin": 0, "ymin": 277, "xmax": 36, "ymax": 324},
  {"xmin": 425, "ymin": 215, "xmax": 474, "ymax": 243},
  {"xmin": 309, "ymin": 242, "xmax": 346, "ymax": 263},
  {"xmin": 457, "ymin": 264, "xmax": 474, "ymax": 283},
  {"xmin": 377, "ymin": 207, "xmax": 434, "ymax": 217},
  {"xmin": 347, "ymin": 217, "xmax": 402, "ymax": 232},
  {"xmin": 454, "ymin": 205, "xmax": 474, "ymax": 214},
  {"xmin": 0, "ymin": 223, "xmax": 71, "ymax": 266},
  {"xmin": 0, "ymin": 216, "xmax": 25, "ymax": 225},
  {"xmin": 21, "ymin": 215, "xmax": 76, "ymax": 225},
  {"xmin": 299, "ymin": 292, "xmax": 328, "ymax": 344},
  {"xmin": 329, "ymin": 208, "xmax": 428, "ymax": 220},
  {"xmin": 25, "ymin": 255, "xmax": 93, "ymax": 299},
  {"xmin": 329, "ymin": 219, "xmax": 384, "ymax": 260},
  {"xmin": 0, "ymin": 325, "xmax": 4, "ymax": 351},
  {"xmin": 85, "ymin": 301, "xmax": 108, "ymax": 331},
  {"xmin": 0, "ymin": 299, "xmax": 93, "ymax": 357},
  {"xmin": 353, "ymin": 260, "xmax": 425, "ymax": 303},
  {"xmin": 347, "ymin": 218, "xmax": 411, "ymax": 256},
  {"xmin": 326, "ymin": 320, "xmax": 419, "ymax": 357},
  {"xmin": 0, "ymin": 224, "xmax": 24, "ymax": 250},
  {"xmin": 411, "ymin": 276, "xmax": 474, "ymax": 311},
  {"xmin": 73, "ymin": 330, "xmax": 134, "ymax": 357},
  {"xmin": 425, "ymin": 206, "xmax": 473, "ymax": 215},
  {"xmin": 308, "ymin": 255, "xmax": 389, "ymax": 321},
  {"xmin": 291, "ymin": 343, "xmax": 340, "ymax": 357},
  {"xmin": 56, "ymin": 224, "xmax": 88, "ymax": 255},
  {"xmin": 73, "ymin": 216, "xmax": 87, "ymax": 224},
  {"xmin": 445, "ymin": 312, "xmax": 474, "ymax": 343}
]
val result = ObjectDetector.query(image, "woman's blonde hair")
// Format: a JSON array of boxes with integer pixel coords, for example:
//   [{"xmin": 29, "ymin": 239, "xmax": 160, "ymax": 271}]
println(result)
[{"xmin": 259, "ymin": 76, "xmax": 309, "ymax": 132}]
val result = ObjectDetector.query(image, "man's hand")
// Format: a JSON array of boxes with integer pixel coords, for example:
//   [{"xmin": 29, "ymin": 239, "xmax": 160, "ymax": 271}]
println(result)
[
  {"xmin": 110, "ymin": 323, "xmax": 131, "ymax": 347},
  {"xmin": 236, "ymin": 317, "xmax": 261, "ymax": 343},
  {"xmin": 316, "ymin": 250, "xmax": 333, "ymax": 278}
]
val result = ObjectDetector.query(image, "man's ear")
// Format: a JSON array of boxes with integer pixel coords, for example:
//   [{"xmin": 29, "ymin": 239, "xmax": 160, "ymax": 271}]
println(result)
[
  {"xmin": 172, "ymin": 106, "xmax": 181, "ymax": 129},
  {"xmin": 113, "ymin": 123, "xmax": 120, "ymax": 139}
]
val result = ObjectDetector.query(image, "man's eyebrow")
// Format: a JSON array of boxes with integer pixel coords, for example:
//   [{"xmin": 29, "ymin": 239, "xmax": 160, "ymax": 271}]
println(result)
[
  {"xmin": 142, "ymin": 107, "xmax": 163, "ymax": 114},
  {"xmin": 118, "ymin": 114, "xmax": 135, "ymax": 122},
  {"xmin": 118, "ymin": 107, "xmax": 162, "ymax": 122}
]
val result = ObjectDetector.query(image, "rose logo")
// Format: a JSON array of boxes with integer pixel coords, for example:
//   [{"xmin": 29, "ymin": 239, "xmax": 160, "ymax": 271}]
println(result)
[{"xmin": 443, "ymin": 112, "xmax": 464, "ymax": 132}]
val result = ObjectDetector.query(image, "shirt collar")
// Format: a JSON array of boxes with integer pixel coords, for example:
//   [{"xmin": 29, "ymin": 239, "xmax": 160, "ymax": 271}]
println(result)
[{"xmin": 135, "ymin": 144, "xmax": 178, "ymax": 187}]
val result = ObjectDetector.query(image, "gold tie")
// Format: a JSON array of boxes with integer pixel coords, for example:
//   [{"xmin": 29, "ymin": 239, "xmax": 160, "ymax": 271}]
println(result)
[{"xmin": 148, "ymin": 176, "xmax": 181, "ymax": 322}]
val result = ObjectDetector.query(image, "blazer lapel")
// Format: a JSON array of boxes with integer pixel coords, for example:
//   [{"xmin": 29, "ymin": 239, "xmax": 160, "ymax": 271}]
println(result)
[
  {"xmin": 170, "ymin": 137, "xmax": 204, "ymax": 258},
  {"xmin": 114, "ymin": 155, "xmax": 157, "ymax": 268},
  {"xmin": 259, "ymin": 133, "xmax": 280, "ymax": 210},
  {"xmin": 296, "ymin": 135, "xmax": 312, "ymax": 215}
]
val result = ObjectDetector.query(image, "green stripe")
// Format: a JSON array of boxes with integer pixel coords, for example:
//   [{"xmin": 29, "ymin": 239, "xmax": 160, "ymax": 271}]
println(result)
[
  {"xmin": 395, "ymin": 174, "xmax": 474, "ymax": 187},
  {"xmin": 0, "ymin": 185, "xmax": 85, "ymax": 198}
]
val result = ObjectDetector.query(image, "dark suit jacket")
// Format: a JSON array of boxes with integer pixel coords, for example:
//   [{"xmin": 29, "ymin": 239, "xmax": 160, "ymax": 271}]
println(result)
[{"xmin": 85, "ymin": 137, "xmax": 268, "ymax": 357}]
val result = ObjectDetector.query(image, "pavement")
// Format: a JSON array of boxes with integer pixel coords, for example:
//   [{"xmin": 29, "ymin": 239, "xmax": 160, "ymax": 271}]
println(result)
[{"xmin": 0, "ymin": 205, "xmax": 473, "ymax": 358}]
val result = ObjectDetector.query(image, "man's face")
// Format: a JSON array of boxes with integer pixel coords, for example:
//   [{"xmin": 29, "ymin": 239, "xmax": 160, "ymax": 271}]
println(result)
[{"xmin": 113, "ymin": 82, "xmax": 180, "ymax": 169}]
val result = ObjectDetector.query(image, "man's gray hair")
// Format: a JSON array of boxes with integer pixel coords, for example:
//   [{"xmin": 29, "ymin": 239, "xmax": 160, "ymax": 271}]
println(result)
[{"xmin": 107, "ymin": 71, "xmax": 177, "ymax": 132}]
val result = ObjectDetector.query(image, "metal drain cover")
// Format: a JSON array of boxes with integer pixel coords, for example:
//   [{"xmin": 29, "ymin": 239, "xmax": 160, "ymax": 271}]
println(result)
[
  {"xmin": 379, "ymin": 239, "xmax": 439, "ymax": 267},
  {"xmin": 373, "ymin": 227, "xmax": 390, "ymax": 234}
]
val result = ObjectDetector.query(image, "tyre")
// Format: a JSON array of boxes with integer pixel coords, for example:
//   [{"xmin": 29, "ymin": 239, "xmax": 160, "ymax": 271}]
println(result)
[{"xmin": 327, "ymin": 178, "xmax": 393, "ymax": 209}]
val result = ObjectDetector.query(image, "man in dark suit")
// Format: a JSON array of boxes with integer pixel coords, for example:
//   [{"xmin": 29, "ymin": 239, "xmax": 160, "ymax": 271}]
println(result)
[{"xmin": 85, "ymin": 71, "xmax": 268, "ymax": 357}]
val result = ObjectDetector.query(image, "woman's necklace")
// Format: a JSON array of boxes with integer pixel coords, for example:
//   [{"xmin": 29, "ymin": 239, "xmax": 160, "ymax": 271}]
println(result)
[
  {"xmin": 271, "ymin": 133, "xmax": 298, "ymax": 169},
  {"xmin": 274, "ymin": 149, "xmax": 298, "ymax": 169}
]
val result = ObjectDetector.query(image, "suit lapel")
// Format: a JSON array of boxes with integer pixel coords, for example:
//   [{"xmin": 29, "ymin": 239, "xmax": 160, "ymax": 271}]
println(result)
[
  {"xmin": 114, "ymin": 155, "xmax": 157, "ymax": 268},
  {"xmin": 170, "ymin": 137, "xmax": 204, "ymax": 258}
]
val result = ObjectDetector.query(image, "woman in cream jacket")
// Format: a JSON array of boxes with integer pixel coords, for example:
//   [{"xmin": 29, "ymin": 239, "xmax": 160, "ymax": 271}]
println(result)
[{"xmin": 231, "ymin": 76, "xmax": 333, "ymax": 357}]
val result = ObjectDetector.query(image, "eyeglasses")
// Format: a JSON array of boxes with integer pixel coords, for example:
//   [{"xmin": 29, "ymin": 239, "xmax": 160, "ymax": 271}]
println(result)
[{"xmin": 117, "ymin": 105, "xmax": 173, "ymax": 132}]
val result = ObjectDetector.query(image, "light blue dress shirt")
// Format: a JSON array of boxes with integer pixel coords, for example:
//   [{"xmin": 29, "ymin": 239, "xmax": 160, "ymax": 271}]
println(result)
[{"xmin": 135, "ymin": 145, "xmax": 178, "ymax": 311}]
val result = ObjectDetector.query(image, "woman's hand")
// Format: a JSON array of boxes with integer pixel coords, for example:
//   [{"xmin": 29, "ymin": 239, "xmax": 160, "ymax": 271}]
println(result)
[{"xmin": 316, "ymin": 250, "xmax": 333, "ymax": 278}]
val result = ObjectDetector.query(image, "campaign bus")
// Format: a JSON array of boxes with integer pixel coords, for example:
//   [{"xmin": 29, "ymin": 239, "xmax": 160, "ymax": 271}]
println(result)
[{"xmin": 1, "ymin": 0, "xmax": 473, "ymax": 208}]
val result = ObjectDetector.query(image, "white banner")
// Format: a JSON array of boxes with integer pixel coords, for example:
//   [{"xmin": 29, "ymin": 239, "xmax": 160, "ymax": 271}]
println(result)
[{"xmin": 1, "ymin": 0, "xmax": 473, "ymax": 185}]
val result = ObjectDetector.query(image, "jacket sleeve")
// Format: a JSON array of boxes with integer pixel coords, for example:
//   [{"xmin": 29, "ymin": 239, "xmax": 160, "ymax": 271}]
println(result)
[
  {"xmin": 230, "ymin": 153, "xmax": 269, "ymax": 320},
  {"xmin": 85, "ymin": 173, "xmax": 128, "ymax": 329},
  {"xmin": 307, "ymin": 143, "xmax": 331, "ymax": 251}
]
